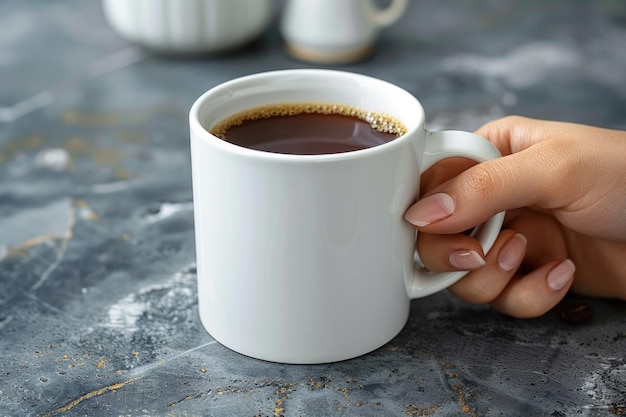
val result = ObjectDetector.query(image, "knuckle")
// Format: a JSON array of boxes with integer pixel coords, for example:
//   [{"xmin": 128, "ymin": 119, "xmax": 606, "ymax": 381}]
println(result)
[
  {"xmin": 531, "ymin": 140, "xmax": 586, "ymax": 207},
  {"xmin": 519, "ymin": 291, "xmax": 548, "ymax": 318},
  {"xmin": 469, "ymin": 286, "xmax": 500, "ymax": 305},
  {"xmin": 499, "ymin": 115, "xmax": 530, "ymax": 129},
  {"xmin": 510, "ymin": 289, "xmax": 551, "ymax": 319},
  {"xmin": 461, "ymin": 163, "xmax": 499, "ymax": 201},
  {"xmin": 479, "ymin": 115, "xmax": 529, "ymax": 139},
  {"xmin": 451, "ymin": 277, "xmax": 500, "ymax": 305}
]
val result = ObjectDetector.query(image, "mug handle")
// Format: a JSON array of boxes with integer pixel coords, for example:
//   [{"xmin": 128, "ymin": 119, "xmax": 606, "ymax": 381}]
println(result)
[
  {"xmin": 407, "ymin": 130, "xmax": 506, "ymax": 299},
  {"xmin": 370, "ymin": 0, "xmax": 408, "ymax": 27}
]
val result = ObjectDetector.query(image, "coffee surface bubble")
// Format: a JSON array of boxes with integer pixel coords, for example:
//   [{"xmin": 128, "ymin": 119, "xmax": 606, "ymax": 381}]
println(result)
[{"xmin": 210, "ymin": 102, "xmax": 407, "ymax": 139}]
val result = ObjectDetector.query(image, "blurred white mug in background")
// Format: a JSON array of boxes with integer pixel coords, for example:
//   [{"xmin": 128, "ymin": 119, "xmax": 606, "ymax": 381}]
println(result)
[
  {"xmin": 102, "ymin": 0, "xmax": 274, "ymax": 54},
  {"xmin": 280, "ymin": 0, "xmax": 408, "ymax": 64}
]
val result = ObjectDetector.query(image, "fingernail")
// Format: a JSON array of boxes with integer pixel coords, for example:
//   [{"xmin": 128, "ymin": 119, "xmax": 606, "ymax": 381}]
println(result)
[
  {"xmin": 405, "ymin": 193, "xmax": 455, "ymax": 227},
  {"xmin": 497, "ymin": 233, "xmax": 527, "ymax": 271},
  {"xmin": 449, "ymin": 249, "xmax": 486, "ymax": 270},
  {"xmin": 547, "ymin": 259, "xmax": 576, "ymax": 291}
]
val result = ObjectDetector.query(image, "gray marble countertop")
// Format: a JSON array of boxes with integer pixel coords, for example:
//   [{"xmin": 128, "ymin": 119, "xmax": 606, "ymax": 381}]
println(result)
[{"xmin": 1, "ymin": 1, "xmax": 625, "ymax": 416}]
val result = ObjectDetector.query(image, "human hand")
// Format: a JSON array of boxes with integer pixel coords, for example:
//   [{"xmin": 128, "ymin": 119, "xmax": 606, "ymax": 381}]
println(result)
[{"xmin": 405, "ymin": 116, "xmax": 626, "ymax": 318}]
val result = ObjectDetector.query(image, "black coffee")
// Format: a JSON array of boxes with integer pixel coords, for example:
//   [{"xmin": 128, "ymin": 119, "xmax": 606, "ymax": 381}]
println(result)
[{"xmin": 210, "ymin": 103, "xmax": 406, "ymax": 155}]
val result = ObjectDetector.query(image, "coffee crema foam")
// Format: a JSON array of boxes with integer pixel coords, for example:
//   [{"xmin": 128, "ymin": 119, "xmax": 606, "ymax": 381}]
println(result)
[{"xmin": 209, "ymin": 102, "xmax": 407, "ymax": 139}]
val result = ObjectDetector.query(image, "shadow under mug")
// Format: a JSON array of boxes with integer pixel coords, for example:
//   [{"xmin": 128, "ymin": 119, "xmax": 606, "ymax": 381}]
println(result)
[{"xmin": 189, "ymin": 69, "xmax": 505, "ymax": 364}]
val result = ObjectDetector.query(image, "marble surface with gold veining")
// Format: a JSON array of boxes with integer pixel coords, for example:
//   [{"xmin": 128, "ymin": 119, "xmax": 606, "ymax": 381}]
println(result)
[{"xmin": 1, "ymin": 1, "xmax": 625, "ymax": 416}]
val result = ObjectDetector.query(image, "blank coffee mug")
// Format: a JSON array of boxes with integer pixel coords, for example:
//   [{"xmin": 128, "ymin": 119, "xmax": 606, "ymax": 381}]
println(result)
[{"xmin": 189, "ymin": 69, "xmax": 505, "ymax": 364}]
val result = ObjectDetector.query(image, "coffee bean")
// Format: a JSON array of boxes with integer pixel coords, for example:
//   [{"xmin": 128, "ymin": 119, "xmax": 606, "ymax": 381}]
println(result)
[{"xmin": 560, "ymin": 303, "xmax": 594, "ymax": 324}]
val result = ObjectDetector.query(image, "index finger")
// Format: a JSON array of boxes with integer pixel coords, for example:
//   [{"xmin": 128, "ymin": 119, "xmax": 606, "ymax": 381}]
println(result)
[{"xmin": 474, "ymin": 115, "xmax": 553, "ymax": 156}]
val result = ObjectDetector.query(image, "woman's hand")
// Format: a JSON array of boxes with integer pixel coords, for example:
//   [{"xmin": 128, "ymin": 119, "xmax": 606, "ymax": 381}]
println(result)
[{"xmin": 405, "ymin": 116, "xmax": 626, "ymax": 318}]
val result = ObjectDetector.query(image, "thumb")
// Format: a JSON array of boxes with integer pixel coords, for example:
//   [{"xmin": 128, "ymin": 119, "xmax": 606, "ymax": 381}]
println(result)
[{"xmin": 404, "ymin": 143, "xmax": 572, "ymax": 234}]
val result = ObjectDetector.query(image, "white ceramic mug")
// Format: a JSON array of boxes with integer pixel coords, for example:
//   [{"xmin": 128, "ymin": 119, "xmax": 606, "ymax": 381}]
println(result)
[
  {"xmin": 280, "ymin": 0, "xmax": 408, "ymax": 63},
  {"xmin": 102, "ymin": 0, "xmax": 274, "ymax": 54},
  {"xmin": 189, "ymin": 69, "xmax": 505, "ymax": 364}
]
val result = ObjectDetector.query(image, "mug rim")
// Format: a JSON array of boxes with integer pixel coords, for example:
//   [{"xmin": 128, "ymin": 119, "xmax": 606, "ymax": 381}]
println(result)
[{"xmin": 189, "ymin": 69, "xmax": 425, "ymax": 162}]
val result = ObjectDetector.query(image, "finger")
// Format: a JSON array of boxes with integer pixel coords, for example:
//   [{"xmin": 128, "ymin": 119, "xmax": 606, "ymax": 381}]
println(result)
[
  {"xmin": 404, "ymin": 138, "xmax": 581, "ymax": 234},
  {"xmin": 473, "ymin": 115, "xmax": 544, "ymax": 156},
  {"xmin": 491, "ymin": 259, "xmax": 575, "ymax": 318},
  {"xmin": 503, "ymin": 209, "xmax": 568, "ymax": 269},
  {"xmin": 479, "ymin": 116, "xmax": 626, "ymax": 241},
  {"xmin": 417, "ymin": 232, "xmax": 486, "ymax": 272},
  {"xmin": 474, "ymin": 115, "xmax": 620, "ymax": 156},
  {"xmin": 447, "ymin": 230, "xmax": 525, "ymax": 305},
  {"xmin": 420, "ymin": 157, "xmax": 477, "ymax": 195},
  {"xmin": 405, "ymin": 115, "xmax": 609, "ymax": 234}
]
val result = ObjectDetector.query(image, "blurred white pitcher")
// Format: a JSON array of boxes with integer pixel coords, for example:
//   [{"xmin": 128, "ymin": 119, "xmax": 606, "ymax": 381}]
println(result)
[{"xmin": 281, "ymin": 0, "xmax": 408, "ymax": 64}]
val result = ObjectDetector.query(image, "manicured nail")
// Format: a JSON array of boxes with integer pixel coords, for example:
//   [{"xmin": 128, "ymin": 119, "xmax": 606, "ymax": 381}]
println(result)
[
  {"xmin": 405, "ymin": 193, "xmax": 455, "ymax": 227},
  {"xmin": 497, "ymin": 233, "xmax": 527, "ymax": 271},
  {"xmin": 547, "ymin": 259, "xmax": 575, "ymax": 291},
  {"xmin": 449, "ymin": 249, "xmax": 486, "ymax": 270}
]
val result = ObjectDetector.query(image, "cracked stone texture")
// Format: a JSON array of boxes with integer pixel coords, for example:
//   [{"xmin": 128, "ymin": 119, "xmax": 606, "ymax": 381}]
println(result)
[{"xmin": 1, "ymin": 0, "xmax": 625, "ymax": 416}]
